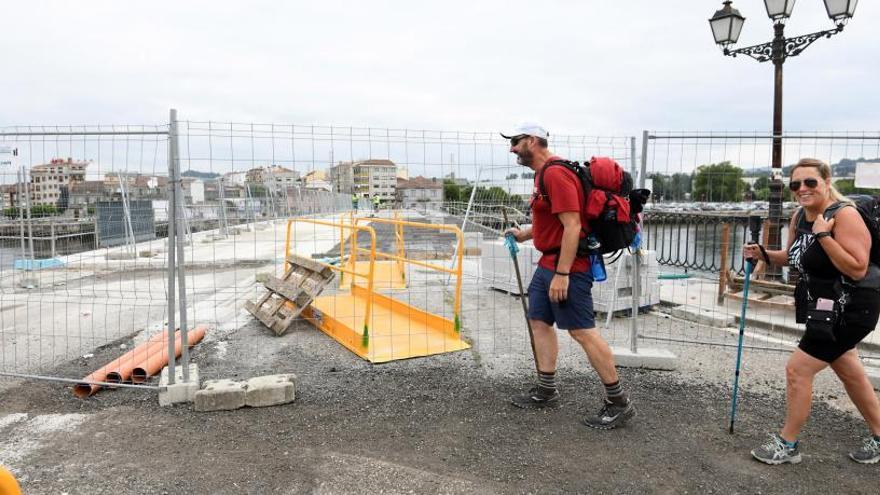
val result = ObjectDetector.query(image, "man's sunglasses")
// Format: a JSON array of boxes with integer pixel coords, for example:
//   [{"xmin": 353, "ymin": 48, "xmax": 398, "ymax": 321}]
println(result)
[
  {"xmin": 788, "ymin": 178, "xmax": 820, "ymax": 191},
  {"xmin": 510, "ymin": 135, "xmax": 528, "ymax": 146}
]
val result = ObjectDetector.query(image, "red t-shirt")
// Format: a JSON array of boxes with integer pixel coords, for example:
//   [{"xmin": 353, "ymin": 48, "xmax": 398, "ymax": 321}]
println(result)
[{"xmin": 530, "ymin": 156, "xmax": 590, "ymax": 273}]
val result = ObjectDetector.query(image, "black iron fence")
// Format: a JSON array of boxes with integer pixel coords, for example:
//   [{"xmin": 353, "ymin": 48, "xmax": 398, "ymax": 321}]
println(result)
[{"xmin": 642, "ymin": 209, "xmax": 791, "ymax": 276}]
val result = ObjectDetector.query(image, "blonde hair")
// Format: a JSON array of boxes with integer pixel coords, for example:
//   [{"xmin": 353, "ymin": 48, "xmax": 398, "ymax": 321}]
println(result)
[{"xmin": 790, "ymin": 157, "xmax": 851, "ymax": 204}]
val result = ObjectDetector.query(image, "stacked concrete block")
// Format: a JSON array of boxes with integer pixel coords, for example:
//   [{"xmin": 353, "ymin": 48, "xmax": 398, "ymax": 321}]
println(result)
[
  {"xmin": 245, "ymin": 374, "xmax": 296, "ymax": 407},
  {"xmin": 193, "ymin": 374, "xmax": 297, "ymax": 412},
  {"xmin": 194, "ymin": 379, "xmax": 247, "ymax": 412}
]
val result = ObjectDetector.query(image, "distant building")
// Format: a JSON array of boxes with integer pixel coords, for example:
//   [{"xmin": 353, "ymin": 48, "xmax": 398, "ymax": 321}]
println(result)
[
  {"xmin": 396, "ymin": 176, "xmax": 443, "ymax": 210},
  {"xmin": 69, "ymin": 180, "xmax": 110, "ymax": 212},
  {"xmin": 222, "ymin": 171, "xmax": 247, "ymax": 186},
  {"xmin": 104, "ymin": 173, "xmax": 167, "ymax": 199},
  {"xmin": 303, "ymin": 179, "xmax": 332, "ymax": 192},
  {"xmin": 302, "ymin": 169, "xmax": 326, "ymax": 184},
  {"xmin": 265, "ymin": 165, "xmax": 299, "ymax": 186},
  {"xmin": 0, "ymin": 183, "xmax": 20, "ymax": 210},
  {"xmin": 181, "ymin": 177, "xmax": 205, "ymax": 204},
  {"xmin": 328, "ymin": 159, "xmax": 397, "ymax": 202},
  {"xmin": 30, "ymin": 158, "xmax": 88, "ymax": 206}
]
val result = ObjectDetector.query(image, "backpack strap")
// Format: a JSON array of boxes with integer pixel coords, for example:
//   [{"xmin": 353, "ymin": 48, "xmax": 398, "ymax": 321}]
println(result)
[
  {"xmin": 537, "ymin": 160, "xmax": 581, "ymax": 206},
  {"xmin": 822, "ymin": 200, "xmax": 849, "ymax": 220}
]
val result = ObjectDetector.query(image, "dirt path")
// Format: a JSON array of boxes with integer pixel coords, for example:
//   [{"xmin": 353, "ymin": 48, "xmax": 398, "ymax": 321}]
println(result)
[{"xmin": 1, "ymin": 318, "xmax": 877, "ymax": 495}]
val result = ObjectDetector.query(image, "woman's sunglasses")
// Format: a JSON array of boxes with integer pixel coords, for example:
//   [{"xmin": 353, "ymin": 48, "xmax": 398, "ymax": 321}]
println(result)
[{"xmin": 788, "ymin": 178, "xmax": 819, "ymax": 191}]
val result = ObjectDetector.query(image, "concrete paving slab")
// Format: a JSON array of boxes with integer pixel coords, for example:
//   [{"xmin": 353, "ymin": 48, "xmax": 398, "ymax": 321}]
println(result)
[
  {"xmin": 612, "ymin": 346, "xmax": 678, "ymax": 371},
  {"xmin": 194, "ymin": 379, "xmax": 247, "ymax": 412},
  {"xmin": 245, "ymin": 374, "xmax": 296, "ymax": 407},
  {"xmin": 667, "ymin": 305, "xmax": 736, "ymax": 328}
]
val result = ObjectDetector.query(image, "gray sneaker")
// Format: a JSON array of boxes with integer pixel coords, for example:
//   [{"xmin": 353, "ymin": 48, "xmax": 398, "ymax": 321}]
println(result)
[
  {"xmin": 510, "ymin": 386, "xmax": 560, "ymax": 409},
  {"xmin": 751, "ymin": 433, "xmax": 802, "ymax": 465},
  {"xmin": 582, "ymin": 398, "xmax": 635, "ymax": 430},
  {"xmin": 849, "ymin": 436, "xmax": 880, "ymax": 464}
]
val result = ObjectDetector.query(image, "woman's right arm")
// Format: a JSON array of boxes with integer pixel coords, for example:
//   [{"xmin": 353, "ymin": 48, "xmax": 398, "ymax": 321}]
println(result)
[{"xmin": 742, "ymin": 210, "xmax": 798, "ymax": 267}]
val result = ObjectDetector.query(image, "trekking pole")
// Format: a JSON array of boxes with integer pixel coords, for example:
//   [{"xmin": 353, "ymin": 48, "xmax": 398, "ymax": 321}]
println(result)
[
  {"xmin": 502, "ymin": 209, "xmax": 539, "ymax": 373},
  {"xmin": 729, "ymin": 217, "xmax": 762, "ymax": 434}
]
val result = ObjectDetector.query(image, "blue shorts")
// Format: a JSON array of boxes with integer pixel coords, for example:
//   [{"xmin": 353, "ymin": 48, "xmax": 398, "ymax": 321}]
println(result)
[{"xmin": 527, "ymin": 266, "xmax": 595, "ymax": 330}]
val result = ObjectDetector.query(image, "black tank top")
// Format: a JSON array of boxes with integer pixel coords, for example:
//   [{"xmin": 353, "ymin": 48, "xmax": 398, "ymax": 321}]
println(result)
[
  {"xmin": 788, "ymin": 205, "xmax": 848, "ymax": 304},
  {"xmin": 789, "ymin": 213, "xmax": 840, "ymax": 280}
]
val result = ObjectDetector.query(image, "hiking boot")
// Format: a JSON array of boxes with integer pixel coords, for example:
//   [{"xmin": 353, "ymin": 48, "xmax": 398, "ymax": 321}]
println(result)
[
  {"xmin": 582, "ymin": 398, "xmax": 635, "ymax": 430},
  {"xmin": 751, "ymin": 433, "xmax": 802, "ymax": 465},
  {"xmin": 849, "ymin": 436, "xmax": 880, "ymax": 464},
  {"xmin": 510, "ymin": 386, "xmax": 560, "ymax": 409}
]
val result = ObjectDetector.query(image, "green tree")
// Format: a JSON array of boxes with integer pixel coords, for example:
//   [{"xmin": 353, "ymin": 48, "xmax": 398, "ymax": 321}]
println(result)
[
  {"xmin": 752, "ymin": 176, "xmax": 770, "ymax": 201},
  {"xmin": 649, "ymin": 173, "xmax": 668, "ymax": 200},
  {"xmin": 692, "ymin": 161, "xmax": 747, "ymax": 202},
  {"xmin": 649, "ymin": 172, "xmax": 692, "ymax": 201},
  {"xmin": 443, "ymin": 180, "xmax": 464, "ymax": 202},
  {"xmin": 834, "ymin": 178, "xmax": 880, "ymax": 196}
]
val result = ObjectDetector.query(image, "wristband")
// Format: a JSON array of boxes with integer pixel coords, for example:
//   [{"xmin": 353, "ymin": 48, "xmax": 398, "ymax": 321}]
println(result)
[
  {"xmin": 814, "ymin": 231, "xmax": 833, "ymax": 240},
  {"xmin": 554, "ymin": 271, "xmax": 570, "ymax": 276}
]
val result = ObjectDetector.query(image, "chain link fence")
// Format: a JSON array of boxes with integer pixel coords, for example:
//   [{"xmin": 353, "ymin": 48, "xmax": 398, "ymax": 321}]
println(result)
[
  {"xmin": 640, "ymin": 131, "xmax": 880, "ymax": 363},
  {"xmin": 3, "ymin": 117, "xmax": 880, "ymax": 391}
]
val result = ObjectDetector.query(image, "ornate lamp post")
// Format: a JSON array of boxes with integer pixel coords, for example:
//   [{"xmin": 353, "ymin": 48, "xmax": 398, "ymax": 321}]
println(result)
[{"xmin": 709, "ymin": 0, "xmax": 858, "ymax": 279}]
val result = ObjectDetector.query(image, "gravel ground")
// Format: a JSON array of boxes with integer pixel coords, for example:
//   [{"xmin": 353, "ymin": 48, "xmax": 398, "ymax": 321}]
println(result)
[
  {"xmin": 1, "ymin": 312, "xmax": 878, "ymax": 495},
  {"xmin": 1, "ymin": 215, "xmax": 877, "ymax": 493}
]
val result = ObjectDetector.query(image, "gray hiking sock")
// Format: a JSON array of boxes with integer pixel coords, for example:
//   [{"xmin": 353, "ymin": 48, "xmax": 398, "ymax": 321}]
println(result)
[
  {"xmin": 604, "ymin": 380, "xmax": 626, "ymax": 404},
  {"xmin": 537, "ymin": 370, "xmax": 557, "ymax": 395}
]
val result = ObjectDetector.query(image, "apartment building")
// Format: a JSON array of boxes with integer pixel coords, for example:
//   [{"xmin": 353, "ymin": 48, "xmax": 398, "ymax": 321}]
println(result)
[
  {"xmin": 328, "ymin": 159, "xmax": 397, "ymax": 202},
  {"xmin": 29, "ymin": 158, "xmax": 88, "ymax": 206},
  {"xmin": 396, "ymin": 176, "xmax": 443, "ymax": 210}
]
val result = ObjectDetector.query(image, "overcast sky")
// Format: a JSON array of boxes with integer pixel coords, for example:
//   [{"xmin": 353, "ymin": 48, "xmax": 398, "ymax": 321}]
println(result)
[{"xmin": 2, "ymin": 0, "xmax": 877, "ymax": 136}]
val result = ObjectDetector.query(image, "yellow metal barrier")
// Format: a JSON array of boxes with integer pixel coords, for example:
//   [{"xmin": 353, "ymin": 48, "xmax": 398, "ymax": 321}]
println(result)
[
  {"xmin": 284, "ymin": 215, "xmax": 469, "ymax": 362},
  {"xmin": 338, "ymin": 210, "xmax": 407, "ymax": 290},
  {"xmin": 353, "ymin": 215, "xmax": 464, "ymax": 328},
  {"xmin": 285, "ymin": 218, "xmax": 377, "ymax": 345}
]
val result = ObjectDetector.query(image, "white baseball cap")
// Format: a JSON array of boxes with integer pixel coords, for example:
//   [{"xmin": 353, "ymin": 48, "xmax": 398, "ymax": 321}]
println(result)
[{"xmin": 500, "ymin": 122, "xmax": 549, "ymax": 140}]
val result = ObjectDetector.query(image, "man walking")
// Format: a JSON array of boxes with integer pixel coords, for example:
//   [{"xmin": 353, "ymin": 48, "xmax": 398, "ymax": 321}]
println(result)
[{"xmin": 502, "ymin": 122, "xmax": 635, "ymax": 429}]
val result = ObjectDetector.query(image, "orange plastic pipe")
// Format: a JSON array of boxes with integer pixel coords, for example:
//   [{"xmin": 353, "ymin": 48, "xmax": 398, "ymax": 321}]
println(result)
[
  {"xmin": 73, "ymin": 332, "xmax": 168, "ymax": 398},
  {"xmin": 131, "ymin": 325, "xmax": 207, "ymax": 383},
  {"xmin": 104, "ymin": 338, "xmax": 170, "ymax": 384}
]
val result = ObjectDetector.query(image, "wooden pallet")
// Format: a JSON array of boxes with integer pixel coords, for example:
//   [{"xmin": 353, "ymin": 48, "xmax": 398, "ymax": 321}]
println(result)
[{"xmin": 245, "ymin": 254, "xmax": 336, "ymax": 336}]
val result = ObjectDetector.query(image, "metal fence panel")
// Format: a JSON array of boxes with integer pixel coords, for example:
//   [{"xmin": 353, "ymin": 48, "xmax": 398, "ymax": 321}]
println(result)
[{"xmin": 640, "ymin": 131, "xmax": 880, "ymax": 362}]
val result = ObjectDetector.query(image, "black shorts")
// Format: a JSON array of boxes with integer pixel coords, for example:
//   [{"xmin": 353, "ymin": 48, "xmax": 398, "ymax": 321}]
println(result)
[{"xmin": 798, "ymin": 288, "xmax": 880, "ymax": 363}]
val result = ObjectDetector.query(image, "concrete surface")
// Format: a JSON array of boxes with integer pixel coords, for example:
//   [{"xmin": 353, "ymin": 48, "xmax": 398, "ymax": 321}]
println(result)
[{"xmin": 612, "ymin": 346, "xmax": 678, "ymax": 371}]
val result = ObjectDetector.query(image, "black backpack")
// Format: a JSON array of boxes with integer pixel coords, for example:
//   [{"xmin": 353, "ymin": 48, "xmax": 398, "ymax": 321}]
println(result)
[
  {"xmin": 848, "ymin": 195, "xmax": 880, "ymax": 265},
  {"xmin": 537, "ymin": 157, "xmax": 650, "ymax": 255}
]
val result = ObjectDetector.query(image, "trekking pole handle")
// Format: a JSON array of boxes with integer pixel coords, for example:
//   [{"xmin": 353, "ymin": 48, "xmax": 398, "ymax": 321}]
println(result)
[{"xmin": 745, "ymin": 242, "xmax": 758, "ymax": 268}]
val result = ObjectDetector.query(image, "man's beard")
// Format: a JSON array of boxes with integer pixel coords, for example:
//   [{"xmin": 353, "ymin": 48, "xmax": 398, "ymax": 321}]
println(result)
[{"xmin": 516, "ymin": 148, "xmax": 533, "ymax": 167}]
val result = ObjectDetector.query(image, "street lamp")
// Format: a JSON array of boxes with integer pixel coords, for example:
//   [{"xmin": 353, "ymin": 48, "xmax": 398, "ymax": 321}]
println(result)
[{"xmin": 708, "ymin": 0, "xmax": 857, "ymax": 280}]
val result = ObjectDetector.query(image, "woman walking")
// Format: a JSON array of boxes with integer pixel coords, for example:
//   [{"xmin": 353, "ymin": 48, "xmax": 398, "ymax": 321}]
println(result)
[{"xmin": 743, "ymin": 158, "xmax": 880, "ymax": 465}]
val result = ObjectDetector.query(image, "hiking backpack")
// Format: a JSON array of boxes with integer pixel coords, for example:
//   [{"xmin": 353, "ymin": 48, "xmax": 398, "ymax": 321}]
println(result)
[
  {"xmin": 848, "ymin": 195, "xmax": 880, "ymax": 265},
  {"xmin": 537, "ymin": 157, "xmax": 651, "ymax": 255}
]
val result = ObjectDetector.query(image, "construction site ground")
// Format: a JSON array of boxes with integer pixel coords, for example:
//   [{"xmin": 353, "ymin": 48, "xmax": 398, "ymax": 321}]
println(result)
[{"xmin": 1, "ymin": 211, "xmax": 878, "ymax": 494}]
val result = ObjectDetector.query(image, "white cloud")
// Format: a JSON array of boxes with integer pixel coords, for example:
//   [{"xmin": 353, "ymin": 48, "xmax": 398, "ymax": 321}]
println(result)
[{"xmin": 0, "ymin": 0, "xmax": 876, "ymax": 134}]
